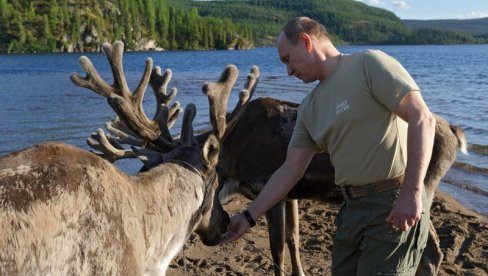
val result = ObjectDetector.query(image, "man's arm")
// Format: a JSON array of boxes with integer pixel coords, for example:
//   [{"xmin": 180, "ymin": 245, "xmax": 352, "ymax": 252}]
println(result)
[
  {"xmin": 221, "ymin": 147, "xmax": 317, "ymax": 243},
  {"xmin": 388, "ymin": 90, "xmax": 436, "ymax": 231}
]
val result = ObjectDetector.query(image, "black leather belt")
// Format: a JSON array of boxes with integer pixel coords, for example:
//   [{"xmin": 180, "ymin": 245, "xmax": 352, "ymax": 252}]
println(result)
[{"xmin": 340, "ymin": 175, "xmax": 404, "ymax": 199}]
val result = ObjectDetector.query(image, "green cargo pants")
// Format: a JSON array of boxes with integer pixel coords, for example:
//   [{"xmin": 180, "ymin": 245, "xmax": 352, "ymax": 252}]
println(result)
[{"xmin": 332, "ymin": 187, "xmax": 430, "ymax": 276}]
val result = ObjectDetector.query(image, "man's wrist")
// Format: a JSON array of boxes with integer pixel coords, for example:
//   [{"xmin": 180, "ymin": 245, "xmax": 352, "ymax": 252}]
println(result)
[
  {"xmin": 401, "ymin": 178, "xmax": 423, "ymax": 195},
  {"xmin": 242, "ymin": 209, "xmax": 256, "ymax": 228}
]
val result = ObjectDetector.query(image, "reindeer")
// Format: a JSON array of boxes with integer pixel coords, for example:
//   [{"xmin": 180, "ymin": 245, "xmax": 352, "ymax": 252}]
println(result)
[
  {"xmin": 0, "ymin": 42, "xmax": 259, "ymax": 276},
  {"xmin": 217, "ymin": 96, "xmax": 467, "ymax": 276}
]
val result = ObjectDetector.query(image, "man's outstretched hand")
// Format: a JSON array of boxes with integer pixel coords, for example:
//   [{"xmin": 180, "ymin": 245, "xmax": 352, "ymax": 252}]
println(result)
[{"xmin": 220, "ymin": 213, "xmax": 251, "ymax": 244}]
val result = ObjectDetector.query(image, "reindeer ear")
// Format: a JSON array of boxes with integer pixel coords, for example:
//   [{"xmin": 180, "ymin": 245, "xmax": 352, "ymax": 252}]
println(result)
[{"xmin": 202, "ymin": 135, "xmax": 220, "ymax": 168}]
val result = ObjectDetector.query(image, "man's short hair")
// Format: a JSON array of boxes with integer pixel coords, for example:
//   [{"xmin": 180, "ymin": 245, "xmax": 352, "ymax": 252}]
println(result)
[{"xmin": 282, "ymin": 17, "xmax": 329, "ymax": 44}]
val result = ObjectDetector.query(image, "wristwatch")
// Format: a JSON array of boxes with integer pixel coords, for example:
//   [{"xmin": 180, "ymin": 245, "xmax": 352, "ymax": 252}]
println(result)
[{"xmin": 242, "ymin": 209, "xmax": 256, "ymax": 228}]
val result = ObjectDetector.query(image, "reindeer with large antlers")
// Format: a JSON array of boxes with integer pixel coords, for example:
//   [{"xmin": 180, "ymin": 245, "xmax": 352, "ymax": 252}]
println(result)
[{"xmin": 0, "ymin": 42, "xmax": 259, "ymax": 276}]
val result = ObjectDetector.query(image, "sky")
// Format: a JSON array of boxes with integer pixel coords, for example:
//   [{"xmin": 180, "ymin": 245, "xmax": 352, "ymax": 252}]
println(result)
[{"xmin": 355, "ymin": 0, "xmax": 488, "ymax": 20}]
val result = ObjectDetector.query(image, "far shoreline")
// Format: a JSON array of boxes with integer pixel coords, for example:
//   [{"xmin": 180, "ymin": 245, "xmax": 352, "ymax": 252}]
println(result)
[{"xmin": 2, "ymin": 43, "xmax": 488, "ymax": 55}]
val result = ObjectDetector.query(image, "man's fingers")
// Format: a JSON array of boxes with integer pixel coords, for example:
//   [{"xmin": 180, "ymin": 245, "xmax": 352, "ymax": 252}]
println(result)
[
  {"xmin": 398, "ymin": 219, "xmax": 409, "ymax": 231},
  {"xmin": 220, "ymin": 213, "xmax": 251, "ymax": 244},
  {"xmin": 220, "ymin": 232, "xmax": 240, "ymax": 244},
  {"xmin": 390, "ymin": 216, "xmax": 420, "ymax": 232},
  {"xmin": 221, "ymin": 234, "xmax": 233, "ymax": 244},
  {"xmin": 406, "ymin": 218, "xmax": 417, "ymax": 227},
  {"xmin": 386, "ymin": 212, "xmax": 394, "ymax": 223}
]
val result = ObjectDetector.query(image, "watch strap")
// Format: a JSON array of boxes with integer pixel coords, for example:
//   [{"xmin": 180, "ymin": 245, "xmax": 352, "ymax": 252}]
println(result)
[{"xmin": 242, "ymin": 209, "xmax": 256, "ymax": 228}]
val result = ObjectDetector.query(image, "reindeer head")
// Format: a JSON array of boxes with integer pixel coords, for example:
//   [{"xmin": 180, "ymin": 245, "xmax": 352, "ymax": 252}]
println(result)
[{"xmin": 70, "ymin": 41, "xmax": 259, "ymax": 246}]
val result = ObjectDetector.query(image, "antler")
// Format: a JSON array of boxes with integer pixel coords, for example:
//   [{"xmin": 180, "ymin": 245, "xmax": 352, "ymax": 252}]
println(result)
[
  {"xmin": 132, "ymin": 103, "xmax": 199, "ymax": 169},
  {"xmin": 84, "ymin": 116, "xmax": 150, "ymax": 162},
  {"xmin": 224, "ymin": 65, "xmax": 260, "ymax": 140},
  {"xmin": 71, "ymin": 42, "xmax": 182, "ymax": 160},
  {"xmin": 150, "ymin": 66, "xmax": 181, "ymax": 130},
  {"xmin": 202, "ymin": 65, "xmax": 260, "ymax": 142},
  {"xmin": 71, "ymin": 41, "xmax": 259, "ymax": 165},
  {"xmin": 86, "ymin": 128, "xmax": 137, "ymax": 162},
  {"xmin": 202, "ymin": 65, "xmax": 238, "ymax": 140}
]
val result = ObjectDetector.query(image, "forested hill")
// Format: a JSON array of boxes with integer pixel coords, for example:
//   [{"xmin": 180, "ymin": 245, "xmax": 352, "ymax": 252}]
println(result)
[
  {"xmin": 0, "ymin": 0, "xmax": 254, "ymax": 53},
  {"xmin": 188, "ymin": 0, "xmax": 487, "ymax": 45},
  {"xmin": 1, "ymin": 0, "xmax": 486, "ymax": 54},
  {"xmin": 404, "ymin": 17, "xmax": 488, "ymax": 36}
]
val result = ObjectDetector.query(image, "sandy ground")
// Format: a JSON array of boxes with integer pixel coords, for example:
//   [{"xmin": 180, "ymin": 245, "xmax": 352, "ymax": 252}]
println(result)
[{"xmin": 167, "ymin": 191, "xmax": 487, "ymax": 276}]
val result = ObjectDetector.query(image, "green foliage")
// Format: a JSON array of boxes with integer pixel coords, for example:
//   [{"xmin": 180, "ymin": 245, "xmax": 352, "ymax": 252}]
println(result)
[
  {"xmin": 405, "ymin": 28, "xmax": 482, "ymax": 45},
  {"xmin": 0, "ymin": 0, "xmax": 254, "ymax": 53},
  {"xmin": 1, "ymin": 0, "xmax": 485, "ymax": 53},
  {"xmin": 188, "ymin": 0, "xmax": 487, "ymax": 46},
  {"xmin": 404, "ymin": 18, "xmax": 488, "ymax": 36}
]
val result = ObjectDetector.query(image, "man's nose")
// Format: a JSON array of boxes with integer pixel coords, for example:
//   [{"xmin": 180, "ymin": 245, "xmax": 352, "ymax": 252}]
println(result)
[{"xmin": 287, "ymin": 65, "xmax": 293, "ymax": 76}]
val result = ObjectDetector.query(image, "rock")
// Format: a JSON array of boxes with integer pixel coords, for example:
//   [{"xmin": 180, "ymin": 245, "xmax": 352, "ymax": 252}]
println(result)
[{"xmin": 135, "ymin": 38, "xmax": 164, "ymax": 51}]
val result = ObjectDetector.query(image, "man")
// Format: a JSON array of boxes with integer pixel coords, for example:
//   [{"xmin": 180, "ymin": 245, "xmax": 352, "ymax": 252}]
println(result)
[{"xmin": 222, "ymin": 17, "xmax": 436, "ymax": 275}]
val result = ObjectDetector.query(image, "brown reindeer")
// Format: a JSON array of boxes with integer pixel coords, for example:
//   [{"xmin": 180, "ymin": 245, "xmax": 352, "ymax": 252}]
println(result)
[
  {"xmin": 0, "ymin": 42, "xmax": 259, "ymax": 276},
  {"xmin": 217, "ymin": 97, "xmax": 467, "ymax": 276}
]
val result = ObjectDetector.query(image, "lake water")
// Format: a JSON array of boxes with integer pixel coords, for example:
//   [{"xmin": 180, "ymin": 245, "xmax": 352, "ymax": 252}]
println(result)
[{"xmin": 0, "ymin": 45, "xmax": 487, "ymax": 216}]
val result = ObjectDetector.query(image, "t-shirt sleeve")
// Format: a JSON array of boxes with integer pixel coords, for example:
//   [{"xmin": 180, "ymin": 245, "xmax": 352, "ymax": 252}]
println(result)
[
  {"xmin": 363, "ymin": 50, "xmax": 420, "ymax": 111},
  {"xmin": 288, "ymin": 108, "xmax": 321, "ymax": 150}
]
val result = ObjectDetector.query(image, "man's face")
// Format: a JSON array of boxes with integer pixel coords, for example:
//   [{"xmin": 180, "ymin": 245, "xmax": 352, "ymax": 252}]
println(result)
[{"xmin": 277, "ymin": 32, "xmax": 316, "ymax": 83}]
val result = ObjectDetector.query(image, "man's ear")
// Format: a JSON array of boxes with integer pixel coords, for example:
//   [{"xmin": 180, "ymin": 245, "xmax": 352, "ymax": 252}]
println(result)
[{"xmin": 299, "ymin": 32, "xmax": 313, "ymax": 52}]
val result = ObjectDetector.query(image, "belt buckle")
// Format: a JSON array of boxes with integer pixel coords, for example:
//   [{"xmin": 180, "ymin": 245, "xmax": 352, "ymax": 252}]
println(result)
[
  {"xmin": 365, "ymin": 183, "xmax": 376, "ymax": 194},
  {"xmin": 340, "ymin": 185, "xmax": 353, "ymax": 199}
]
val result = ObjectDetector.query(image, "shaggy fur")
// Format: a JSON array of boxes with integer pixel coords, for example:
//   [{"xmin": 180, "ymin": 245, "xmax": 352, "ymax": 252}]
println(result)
[{"xmin": 0, "ymin": 142, "xmax": 227, "ymax": 275}]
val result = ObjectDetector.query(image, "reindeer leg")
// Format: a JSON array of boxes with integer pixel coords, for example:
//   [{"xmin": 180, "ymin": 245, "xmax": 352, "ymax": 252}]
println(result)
[
  {"xmin": 285, "ymin": 200, "xmax": 305, "ymax": 276},
  {"xmin": 265, "ymin": 201, "xmax": 287, "ymax": 276},
  {"xmin": 416, "ymin": 221, "xmax": 443, "ymax": 276}
]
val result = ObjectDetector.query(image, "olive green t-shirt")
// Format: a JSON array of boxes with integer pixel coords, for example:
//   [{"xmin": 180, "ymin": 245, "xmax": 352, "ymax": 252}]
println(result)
[{"xmin": 289, "ymin": 50, "xmax": 420, "ymax": 186}]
